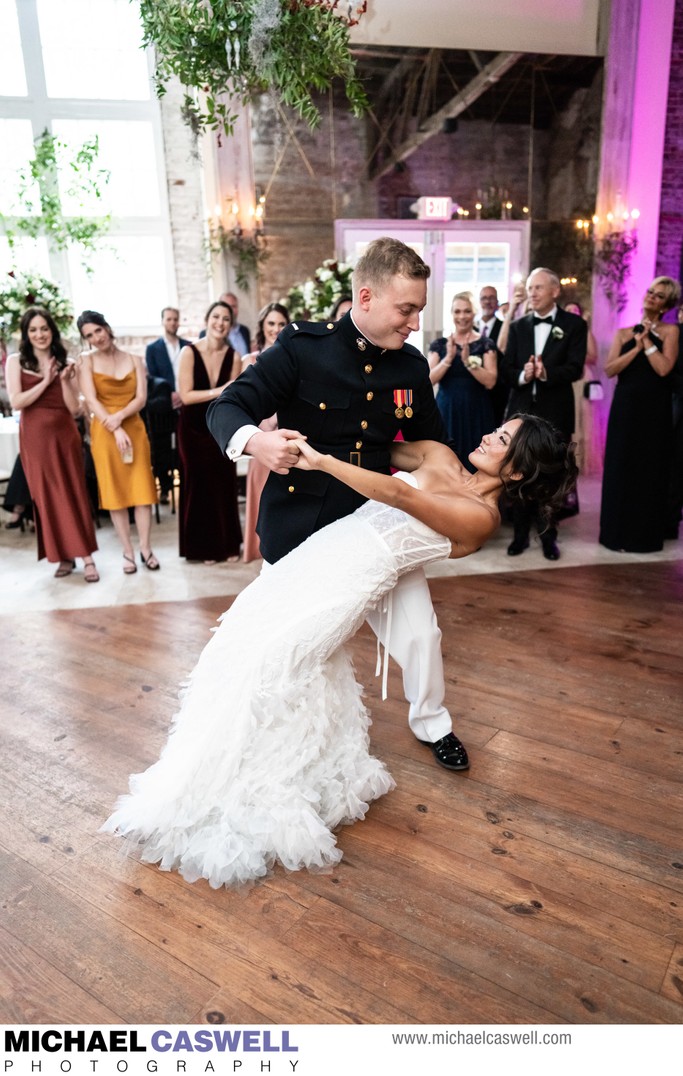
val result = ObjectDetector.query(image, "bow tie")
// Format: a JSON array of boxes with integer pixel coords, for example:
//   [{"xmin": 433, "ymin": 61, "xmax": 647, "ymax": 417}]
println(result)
[{"xmin": 533, "ymin": 315, "xmax": 553, "ymax": 325}]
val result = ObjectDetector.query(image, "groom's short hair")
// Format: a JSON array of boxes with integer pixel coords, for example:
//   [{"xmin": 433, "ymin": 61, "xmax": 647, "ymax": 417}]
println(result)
[{"xmin": 353, "ymin": 237, "xmax": 430, "ymax": 298}]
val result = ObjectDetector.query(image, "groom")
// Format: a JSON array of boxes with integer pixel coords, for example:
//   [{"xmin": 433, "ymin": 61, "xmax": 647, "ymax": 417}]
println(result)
[{"xmin": 207, "ymin": 237, "xmax": 469, "ymax": 771}]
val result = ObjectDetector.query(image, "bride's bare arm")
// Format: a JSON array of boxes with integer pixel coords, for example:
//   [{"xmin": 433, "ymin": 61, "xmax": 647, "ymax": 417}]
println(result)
[
  {"xmin": 389, "ymin": 439, "xmax": 459, "ymax": 472},
  {"xmin": 294, "ymin": 440, "xmax": 496, "ymax": 552}
]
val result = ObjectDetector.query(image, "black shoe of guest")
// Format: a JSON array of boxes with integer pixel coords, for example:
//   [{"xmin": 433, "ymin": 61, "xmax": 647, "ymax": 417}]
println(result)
[
  {"xmin": 542, "ymin": 538, "xmax": 559, "ymax": 563},
  {"xmin": 417, "ymin": 732, "xmax": 469, "ymax": 771},
  {"xmin": 507, "ymin": 537, "xmax": 529, "ymax": 556}
]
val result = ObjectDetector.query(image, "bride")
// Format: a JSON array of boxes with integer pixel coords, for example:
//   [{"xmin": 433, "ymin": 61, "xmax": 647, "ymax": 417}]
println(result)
[{"xmin": 102, "ymin": 414, "xmax": 576, "ymax": 888}]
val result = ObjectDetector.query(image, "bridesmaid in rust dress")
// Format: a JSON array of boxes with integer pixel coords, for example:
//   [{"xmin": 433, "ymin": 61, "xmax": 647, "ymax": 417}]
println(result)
[
  {"xmin": 177, "ymin": 300, "xmax": 242, "ymax": 563},
  {"xmin": 5, "ymin": 307, "xmax": 99, "ymax": 581}
]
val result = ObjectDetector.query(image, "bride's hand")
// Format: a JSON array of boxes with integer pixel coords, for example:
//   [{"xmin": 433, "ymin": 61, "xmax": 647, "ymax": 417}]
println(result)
[{"xmin": 293, "ymin": 439, "xmax": 323, "ymax": 471}]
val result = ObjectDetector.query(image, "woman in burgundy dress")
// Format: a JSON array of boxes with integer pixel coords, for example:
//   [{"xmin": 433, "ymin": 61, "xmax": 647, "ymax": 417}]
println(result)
[
  {"xmin": 177, "ymin": 300, "xmax": 243, "ymax": 563},
  {"xmin": 240, "ymin": 302, "xmax": 290, "ymax": 562},
  {"xmin": 5, "ymin": 307, "xmax": 99, "ymax": 581}
]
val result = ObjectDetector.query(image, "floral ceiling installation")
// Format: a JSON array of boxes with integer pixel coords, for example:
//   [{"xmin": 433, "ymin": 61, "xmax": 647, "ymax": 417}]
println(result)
[{"xmin": 137, "ymin": 0, "xmax": 369, "ymax": 137}]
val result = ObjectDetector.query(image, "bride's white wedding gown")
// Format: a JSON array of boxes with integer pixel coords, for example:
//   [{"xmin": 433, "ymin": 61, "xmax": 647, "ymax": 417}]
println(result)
[{"xmin": 102, "ymin": 473, "xmax": 451, "ymax": 887}]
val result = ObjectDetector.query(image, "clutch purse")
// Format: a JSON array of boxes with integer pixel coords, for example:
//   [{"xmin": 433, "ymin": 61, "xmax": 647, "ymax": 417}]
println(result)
[{"xmin": 583, "ymin": 380, "xmax": 604, "ymax": 401}]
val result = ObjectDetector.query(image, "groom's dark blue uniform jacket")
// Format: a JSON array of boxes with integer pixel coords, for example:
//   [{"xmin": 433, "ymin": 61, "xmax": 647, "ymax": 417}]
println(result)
[{"xmin": 207, "ymin": 312, "xmax": 448, "ymax": 563}]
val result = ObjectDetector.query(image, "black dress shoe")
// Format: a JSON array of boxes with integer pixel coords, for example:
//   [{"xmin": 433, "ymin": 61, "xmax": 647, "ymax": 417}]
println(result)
[
  {"xmin": 417, "ymin": 732, "xmax": 469, "ymax": 771},
  {"xmin": 507, "ymin": 537, "xmax": 529, "ymax": 556},
  {"xmin": 542, "ymin": 539, "xmax": 560, "ymax": 560}
]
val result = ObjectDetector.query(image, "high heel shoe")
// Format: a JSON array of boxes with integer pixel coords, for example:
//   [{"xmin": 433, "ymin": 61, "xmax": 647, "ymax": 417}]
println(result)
[
  {"xmin": 4, "ymin": 517, "xmax": 24, "ymax": 531},
  {"xmin": 54, "ymin": 560, "xmax": 76, "ymax": 578},
  {"xmin": 140, "ymin": 550, "xmax": 160, "ymax": 570}
]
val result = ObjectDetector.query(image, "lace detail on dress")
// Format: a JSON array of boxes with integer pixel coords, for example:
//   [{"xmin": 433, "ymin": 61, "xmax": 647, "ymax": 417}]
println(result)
[{"xmin": 355, "ymin": 471, "xmax": 451, "ymax": 574}]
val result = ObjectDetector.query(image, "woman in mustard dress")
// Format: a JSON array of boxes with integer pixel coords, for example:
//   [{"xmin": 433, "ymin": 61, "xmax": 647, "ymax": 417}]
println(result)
[{"xmin": 77, "ymin": 310, "xmax": 159, "ymax": 573}]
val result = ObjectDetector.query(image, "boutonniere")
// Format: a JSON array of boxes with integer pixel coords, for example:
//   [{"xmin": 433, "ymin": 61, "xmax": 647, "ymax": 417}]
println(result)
[
  {"xmin": 467, "ymin": 355, "xmax": 483, "ymax": 369},
  {"xmin": 551, "ymin": 326, "xmax": 564, "ymax": 340}
]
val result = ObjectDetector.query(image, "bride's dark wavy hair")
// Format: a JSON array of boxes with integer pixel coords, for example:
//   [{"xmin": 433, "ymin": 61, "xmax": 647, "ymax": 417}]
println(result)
[{"xmin": 501, "ymin": 413, "xmax": 578, "ymax": 526}]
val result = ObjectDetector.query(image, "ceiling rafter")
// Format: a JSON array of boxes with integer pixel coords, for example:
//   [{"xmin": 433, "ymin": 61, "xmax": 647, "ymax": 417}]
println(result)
[{"xmin": 368, "ymin": 50, "xmax": 524, "ymax": 180}]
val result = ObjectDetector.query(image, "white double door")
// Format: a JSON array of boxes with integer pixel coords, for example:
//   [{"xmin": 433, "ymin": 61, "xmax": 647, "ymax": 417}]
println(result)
[{"xmin": 334, "ymin": 218, "xmax": 530, "ymax": 354}]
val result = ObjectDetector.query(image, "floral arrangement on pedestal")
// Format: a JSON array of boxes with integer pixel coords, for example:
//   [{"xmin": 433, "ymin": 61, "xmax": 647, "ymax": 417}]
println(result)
[
  {"xmin": 285, "ymin": 258, "xmax": 353, "ymax": 319},
  {"xmin": 0, "ymin": 271, "xmax": 74, "ymax": 342},
  {"xmin": 137, "ymin": 0, "xmax": 369, "ymax": 138}
]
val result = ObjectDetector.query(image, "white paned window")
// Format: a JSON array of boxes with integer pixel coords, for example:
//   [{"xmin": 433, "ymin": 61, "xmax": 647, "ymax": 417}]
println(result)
[
  {"xmin": 68, "ymin": 236, "xmax": 171, "ymax": 329},
  {"xmin": 0, "ymin": 236, "xmax": 52, "ymax": 278},
  {"xmin": 0, "ymin": 0, "xmax": 28, "ymax": 97},
  {"xmin": 37, "ymin": 0, "xmax": 150, "ymax": 101},
  {"xmin": 54, "ymin": 119, "xmax": 160, "ymax": 217},
  {"xmin": 0, "ymin": 119, "xmax": 39, "ymax": 216}
]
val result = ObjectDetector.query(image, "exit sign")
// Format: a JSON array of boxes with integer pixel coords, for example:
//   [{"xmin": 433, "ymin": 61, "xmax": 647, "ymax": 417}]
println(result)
[{"xmin": 415, "ymin": 196, "xmax": 453, "ymax": 220}]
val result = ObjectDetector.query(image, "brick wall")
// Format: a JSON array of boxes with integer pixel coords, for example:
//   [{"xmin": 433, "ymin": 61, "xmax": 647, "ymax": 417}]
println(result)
[
  {"xmin": 164, "ymin": 74, "xmax": 602, "ymax": 318},
  {"xmin": 158, "ymin": 77, "xmax": 213, "ymax": 337},
  {"xmin": 656, "ymin": 0, "xmax": 683, "ymax": 282}
]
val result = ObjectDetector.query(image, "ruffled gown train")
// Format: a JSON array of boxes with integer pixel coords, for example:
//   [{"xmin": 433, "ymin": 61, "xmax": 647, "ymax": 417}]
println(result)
[{"xmin": 102, "ymin": 475, "xmax": 451, "ymax": 887}]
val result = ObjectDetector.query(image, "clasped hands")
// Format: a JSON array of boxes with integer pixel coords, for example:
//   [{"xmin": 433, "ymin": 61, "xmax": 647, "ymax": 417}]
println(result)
[
  {"xmin": 245, "ymin": 428, "xmax": 321, "ymax": 474},
  {"xmin": 523, "ymin": 354, "xmax": 547, "ymax": 383}
]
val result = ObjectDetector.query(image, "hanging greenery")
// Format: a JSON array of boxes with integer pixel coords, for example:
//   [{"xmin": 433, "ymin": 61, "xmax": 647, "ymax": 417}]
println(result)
[
  {"xmin": 0, "ymin": 270, "xmax": 74, "ymax": 341},
  {"xmin": 207, "ymin": 219, "xmax": 270, "ymax": 291},
  {"xmin": 594, "ymin": 229, "xmax": 639, "ymax": 313},
  {"xmin": 285, "ymin": 257, "xmax": 353, "ymax": 319},
  {"xmin": 0, "ymin": 130, "xmax": 111, "ymax": 270},
  {"xmin": 137, "ymin": 0, "xmax": 369, "ymax": 138}
]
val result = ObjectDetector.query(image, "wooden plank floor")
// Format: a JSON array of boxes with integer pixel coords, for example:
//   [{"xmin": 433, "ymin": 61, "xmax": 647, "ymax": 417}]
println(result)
[{"xmin": 1, "ymin": 562, "xmax": 682, "ymax": 1025}]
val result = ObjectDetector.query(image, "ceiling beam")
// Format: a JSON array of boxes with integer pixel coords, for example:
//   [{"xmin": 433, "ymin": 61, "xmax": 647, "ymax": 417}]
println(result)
[{"xmin": 369, "ymin": 50, "xmax": 524, "ymax": 180}]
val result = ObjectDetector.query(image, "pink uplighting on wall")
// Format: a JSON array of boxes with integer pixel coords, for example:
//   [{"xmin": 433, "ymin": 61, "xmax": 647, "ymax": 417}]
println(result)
[{"xmin": 623, "ymin": 0, "xmax": 676, "ymax": 324}]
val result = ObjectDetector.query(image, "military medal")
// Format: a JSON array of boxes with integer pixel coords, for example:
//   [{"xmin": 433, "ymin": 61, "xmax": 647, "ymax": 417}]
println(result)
[{"xmin": 394, "ymin": 388, "xmax": 413, "ymax": 418}]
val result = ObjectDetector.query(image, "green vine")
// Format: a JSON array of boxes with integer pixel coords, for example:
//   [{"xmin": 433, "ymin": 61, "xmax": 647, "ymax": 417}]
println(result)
[
  {"xmin": 207, "ymin": 220, "xmax": 269, "ymax": 291},
  {"xmin": 0, "ymin": 130, "xmax": 111, "ymax": 271},
  {"xmin": 594, "ymin": 229, "xmax": 638, "ymax": 313},
  {"xmin": 137, "ymin": 1, "xmax": 369, "ymax": 138}
]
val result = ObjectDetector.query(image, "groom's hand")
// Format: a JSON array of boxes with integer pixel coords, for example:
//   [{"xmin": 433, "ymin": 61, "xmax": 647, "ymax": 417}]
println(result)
[{"xmin": 245, "ymin": 428, "xmax": 306, "ymax": 474}]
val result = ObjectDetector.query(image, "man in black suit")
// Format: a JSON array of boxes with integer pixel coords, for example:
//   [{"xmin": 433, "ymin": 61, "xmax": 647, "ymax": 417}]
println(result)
[
  {"xmin": 477, "ymin": 285, "xmax": 502, "ymax": 344},
  {"xmin": 501, "ymin": 267, "xmax": 586, "ymax": 560},
  {"xmin": 207, "ymin": 237, "xmax": 469, "ymax": 771},
  {"xmin": 145, "ymin": 307, "xmax": 190, "ymax": 502}
]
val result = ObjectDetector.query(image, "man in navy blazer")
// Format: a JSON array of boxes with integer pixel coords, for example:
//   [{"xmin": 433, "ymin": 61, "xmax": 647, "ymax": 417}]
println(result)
[
  {"xmin": 501, "ymin": 267, "xmax": 586, "ymax": 559},
  {"xmin": 145, "ymin": 307, "xmax": 191, "ymax": 404},
  {"xmin": 145, "ymin": 307, "xmax": 191, "ymax": 502}
]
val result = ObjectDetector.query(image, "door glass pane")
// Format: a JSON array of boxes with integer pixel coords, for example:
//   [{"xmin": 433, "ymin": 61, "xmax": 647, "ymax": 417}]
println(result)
[
  {"xmin": 442, "ymin": 241, "xmax": 511, "ymax": 333},
  {"xmin": 0, "ymin": 0, "xmax": 27, "ymax": 96},
  {"xmin": 37, "ymin": 0, "xmax": 150, "ymax": 100}
]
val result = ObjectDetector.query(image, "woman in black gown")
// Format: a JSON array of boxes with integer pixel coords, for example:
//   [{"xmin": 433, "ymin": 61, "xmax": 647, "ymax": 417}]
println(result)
[
  {"xmin": 177, "ymin": 300, "xmax": 243, "ymax": 563},
  {"xmin": 599, "ymin": 276, "xmax": 680, "ymax": 552}
]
